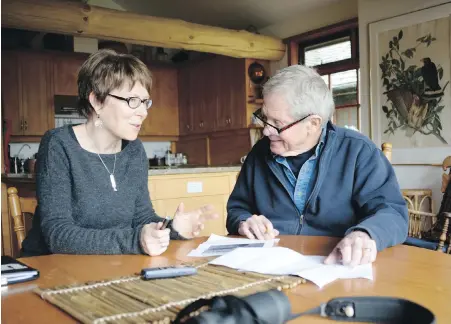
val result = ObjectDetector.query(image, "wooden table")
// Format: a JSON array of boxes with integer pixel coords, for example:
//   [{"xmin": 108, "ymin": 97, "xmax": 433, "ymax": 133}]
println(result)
[{"xmin": 2, "ymin": 236, "xmax": 451, "ymax": 323}]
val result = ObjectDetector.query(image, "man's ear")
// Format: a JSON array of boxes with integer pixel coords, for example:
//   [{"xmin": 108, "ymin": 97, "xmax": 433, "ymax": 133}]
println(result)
[
  {"xmin": 88, "ymin": 92, "xmax": 102, "ymax": 115},
  {"xmin": 309, "ymin": 115, "xmax": 323, "ymax": 131}
]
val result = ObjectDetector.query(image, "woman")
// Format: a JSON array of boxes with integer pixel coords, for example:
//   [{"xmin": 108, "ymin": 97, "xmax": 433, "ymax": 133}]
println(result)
[{"xmin": 21, "ymin": 49, "xmax": 217, "ymax": 256}]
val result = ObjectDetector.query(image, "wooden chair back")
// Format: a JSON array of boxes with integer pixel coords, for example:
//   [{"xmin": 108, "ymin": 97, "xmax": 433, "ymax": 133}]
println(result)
[
  {"xmin": 380, "ymin": 143, "xmax": 450, "ymax": 253},
  {"xmin": 7, "ymin": 187, "xmax": 37, "ymax": 250}
]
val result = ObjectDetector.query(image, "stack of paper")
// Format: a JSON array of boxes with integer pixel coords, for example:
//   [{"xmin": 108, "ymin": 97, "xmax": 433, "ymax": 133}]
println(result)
[
  {"xmin": 1, "ymin": 256, "xmax": 39, "ymax": 286},
  {"xmin": 187, "ymin": 234, "xmax": 279, "ymax": 257},
  {"xmin": 209, "ymin": 246, "xmax": 373, "ymax": 288}
]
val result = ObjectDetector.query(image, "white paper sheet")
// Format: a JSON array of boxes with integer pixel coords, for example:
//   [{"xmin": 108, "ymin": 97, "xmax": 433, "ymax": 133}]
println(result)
[
  {"xmin": 209, "ymin": 246, "xmax": 373, "ymax": 288},
  {"xmin": 187, "ymin": 234, "xmax": 279, "ymax": 257}
]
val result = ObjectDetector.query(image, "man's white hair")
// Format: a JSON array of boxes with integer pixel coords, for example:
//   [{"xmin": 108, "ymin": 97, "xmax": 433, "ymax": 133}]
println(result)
[{"xmin": 263, "ymin": 65, "xmax": 335, "ymax": 123}]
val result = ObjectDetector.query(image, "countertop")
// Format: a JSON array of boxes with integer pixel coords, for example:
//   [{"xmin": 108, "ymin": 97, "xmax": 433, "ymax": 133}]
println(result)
[
  {"xmin": 2, "ymin": 166, "xmax": 242, "ymax": 183},
  {"xmin": 148, "ymin": 165, "xmax": 241, "ymax": 175}
]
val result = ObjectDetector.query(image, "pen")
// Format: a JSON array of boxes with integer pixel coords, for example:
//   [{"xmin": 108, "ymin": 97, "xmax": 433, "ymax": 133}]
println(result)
[{"xmin": 161, "ymin": 215, "xmax": 171, "ymax": 230}]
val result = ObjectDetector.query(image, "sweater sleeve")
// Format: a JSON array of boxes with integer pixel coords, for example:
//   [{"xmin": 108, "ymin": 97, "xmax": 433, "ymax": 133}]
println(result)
[
  {"xmin": 346, "ymin": 144, "xmax": 408, "ymax": 251},
  {"xmin": 226, "ymin": 152, "xmax": 256, "ymax": 234},
  {"xmin": 132, "ymin": 146, "xmax": 187, "ymax": 241},
  {"xmin": 38, "ymin": 133, "xmax": 146, "ymax": 255}
]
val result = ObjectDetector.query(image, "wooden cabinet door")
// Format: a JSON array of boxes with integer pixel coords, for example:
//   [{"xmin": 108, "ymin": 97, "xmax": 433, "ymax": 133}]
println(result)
[
  {"xmin": 215, "ymin": 56, "xmax": 246, "ymax": 130},
  {"xmin": 140, "ymin": 66, "xmax": 179, "ymax": 136},
  {"xmin": 20, "ymin": 52, "xmax": 54, "ymax": 135},
  {"xmin": 1, "ymin": 53, "xmax": 23, "ymax": 135},
  {"xmin": 53, "ymin": 54, "xmax": 87, "ymax": 96},
  {"xmin": 152, "ymin": 195, "xmax": 228, "ymax": 236},
  {"xmin": 178, "ymin": 65, "xmax": 193, "ymax": 135}
]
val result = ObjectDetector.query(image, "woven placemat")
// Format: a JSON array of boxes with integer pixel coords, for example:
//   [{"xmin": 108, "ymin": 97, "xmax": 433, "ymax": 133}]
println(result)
[{"xmin": 35, "ymin": 260, "xmax": 305, "ymax": 323}]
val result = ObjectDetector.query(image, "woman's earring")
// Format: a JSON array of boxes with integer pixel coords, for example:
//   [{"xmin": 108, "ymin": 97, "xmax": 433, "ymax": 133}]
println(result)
[{"xmin": 94, "ymin": 114, "xmax": 103, "ymax": 128}]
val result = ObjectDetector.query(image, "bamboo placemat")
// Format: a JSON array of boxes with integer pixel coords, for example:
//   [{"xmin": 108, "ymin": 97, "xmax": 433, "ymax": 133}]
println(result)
[{"xmin": 35, "ymin": 260, "xmax": 306, "ymax": 324}]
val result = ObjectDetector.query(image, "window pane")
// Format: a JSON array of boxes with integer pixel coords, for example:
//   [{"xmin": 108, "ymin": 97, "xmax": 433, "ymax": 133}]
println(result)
[
  {"xmin": 333, "ymin": 106, "xmax": 359, "ymax": 130},
  {"xmin": 331, "ymin": 69, "xmax": 357, "ymax": 106},
  {"xmin": 304, "ymin": 37, "xmax": 351, "ymax": 67}
]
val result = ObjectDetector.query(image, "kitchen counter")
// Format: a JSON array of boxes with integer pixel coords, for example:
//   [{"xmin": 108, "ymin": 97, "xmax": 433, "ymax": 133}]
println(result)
[{"xmin": 148, "ymin": 165, "xmax": 242, "ymax": 175}]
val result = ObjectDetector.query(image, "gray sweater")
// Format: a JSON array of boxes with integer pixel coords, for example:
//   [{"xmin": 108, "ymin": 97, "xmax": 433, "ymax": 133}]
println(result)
[{"xmin": 22, "ymin": 125, "xmax": 183, "ymax": 256}]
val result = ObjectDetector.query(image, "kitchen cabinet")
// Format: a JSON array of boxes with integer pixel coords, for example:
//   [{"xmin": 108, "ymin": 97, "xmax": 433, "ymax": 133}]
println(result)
[
  {"xmin": 53, "ymin": 53, "xmax": 87, "ymax": 96},
  {"xmin": 2, "ymin": 51, "xmax": 54, "ymax": 136},
  {"xmin": 178, "ymin": 55, "xmax": 267, "ymax": 136},
  {"xmin": 140, "ymin": 65, "xmax": 179, "ymax": 136},
  {"xmin": 148, "ymin": 171, "xmax": 239, "ymax": 236}
]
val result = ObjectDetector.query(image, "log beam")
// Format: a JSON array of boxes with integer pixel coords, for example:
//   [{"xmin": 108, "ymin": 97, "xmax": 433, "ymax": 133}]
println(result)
[{"xmin": 1, "ymin": 0, "xmax": 285, "ymax": 61}]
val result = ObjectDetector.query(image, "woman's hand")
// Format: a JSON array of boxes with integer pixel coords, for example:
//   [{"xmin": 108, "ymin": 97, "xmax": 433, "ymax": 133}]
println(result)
[
  {"xmin": 172, "ymin": 202, "xmax": 219, "ymax": 239},
  {"xmin": 140, "ymin": 222, "xmax": 170, "ymax": 256}
]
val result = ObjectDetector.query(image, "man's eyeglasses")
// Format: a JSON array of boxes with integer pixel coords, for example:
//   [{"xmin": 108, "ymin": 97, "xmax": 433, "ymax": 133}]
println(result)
[
  {"xmin": 108, "ymin": 94, "xmax": 153, "ymax": 110},
  {"xmin": 253, "ymin": 108, "xmax": 311, "ymax": 134}
]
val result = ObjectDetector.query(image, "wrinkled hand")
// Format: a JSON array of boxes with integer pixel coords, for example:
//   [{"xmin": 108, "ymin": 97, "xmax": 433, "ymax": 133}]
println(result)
[
  {"xmin": 324, "ymin": 231, "xmax": 377, "ymax": 266},
  {"xmin": 238, "ymin": 215, "xmax": 280, "ymax": 240},
  {"xmin": 172, "ymin": 202, "xmax": 219, "ymax": 239},
  {"xmin": 140, "ymin": 222, "xmax": 170, "ymax": 256}
]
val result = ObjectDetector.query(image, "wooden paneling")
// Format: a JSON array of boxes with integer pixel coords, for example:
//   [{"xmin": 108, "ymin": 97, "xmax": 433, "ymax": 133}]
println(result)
[
  {"xmin": 140, "ymin": 66, "xmax": 179, "ymax": 136},
  {"xmin": 178, "ymin": 65, "xmax": 193, "ymax": 135},
  {"xmin": 177, "ymin": 135, "xmax": 208, "ymax": 166},
  {"xmin": 209, "ymin": 129, "xmax": 251, "ymax": 166},
  {"xmin": 20, "ymin": 52, "xmax": 54, "ymax": 135},
  {"xmin": 2, "ymin": 53, "xmax": 22, "ymax": 135},
  {"xmin": 150, "ymin": 175, "xmax": 230, "ymax": 200},
  {"xmin": 53, "ymin": 53, "xmax": 87, "ymax": 96},
  {"xmin": 2, "ymin": 51, "xmax": 54, "ymax": 137}
]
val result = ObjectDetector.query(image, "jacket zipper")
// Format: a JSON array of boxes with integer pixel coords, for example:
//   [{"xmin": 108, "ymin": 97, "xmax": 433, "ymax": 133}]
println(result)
[
  {"xmin": 302, "ymin": 131, "xmax": 335, "ymax": 219},
  {"xmin": 267, "ymin": 161, "xmax": 302, "ymax": 234}
]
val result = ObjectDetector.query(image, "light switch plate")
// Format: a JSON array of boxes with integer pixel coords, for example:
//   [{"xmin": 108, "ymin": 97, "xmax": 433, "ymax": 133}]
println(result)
[{"xmin": 187, "ymin": 181, "xmax": 203, "ymax": 193}]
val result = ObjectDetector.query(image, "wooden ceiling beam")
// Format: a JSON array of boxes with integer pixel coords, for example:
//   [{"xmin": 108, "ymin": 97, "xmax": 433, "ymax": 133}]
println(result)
[{"xmin": 2, "ymin": 0, "xmax": 285, "ymax": 61}]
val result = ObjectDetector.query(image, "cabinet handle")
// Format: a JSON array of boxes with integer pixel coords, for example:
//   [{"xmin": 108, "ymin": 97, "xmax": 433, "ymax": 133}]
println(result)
[
  {"xmin": 24, "ymin": 120, "xmax": 28, "ymax": 130},
  {"xmin": 20, "ymin": 120, "xmax": 24, "ymax": 130},
  {"xmin": 186, "ymin": 124, "xmax": 191, "ymax": 130},
  {"xmin": 200, "ymin": 121, "xmax": 204, "ymax": 128}
]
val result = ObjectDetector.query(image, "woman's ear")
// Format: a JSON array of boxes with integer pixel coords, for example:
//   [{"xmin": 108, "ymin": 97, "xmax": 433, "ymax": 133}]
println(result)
[{"xmin": 88, "ymin": 92, "xmax": 102, "ymax": 115}]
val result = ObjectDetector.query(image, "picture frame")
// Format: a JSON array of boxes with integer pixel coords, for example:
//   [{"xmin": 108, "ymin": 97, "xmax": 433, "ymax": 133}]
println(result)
[{"xmin": 369, "ymin": 4, "xmax": 451, "ymax": 164}]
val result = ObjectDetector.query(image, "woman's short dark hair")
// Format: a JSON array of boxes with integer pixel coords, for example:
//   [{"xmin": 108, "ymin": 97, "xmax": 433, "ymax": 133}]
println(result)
[{"xmin": 77, "ymin": 49, "xmax": 152, "ymax": 117}]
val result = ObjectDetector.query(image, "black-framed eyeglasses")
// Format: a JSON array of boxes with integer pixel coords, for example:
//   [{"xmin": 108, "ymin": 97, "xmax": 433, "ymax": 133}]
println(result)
[
  {"xmin": 108, "ymin": 94, "xmax": 153, "ymax": 110},
  {"xmin": 253, "ymin": 108, "xmax": 311, "ymax": 134}
]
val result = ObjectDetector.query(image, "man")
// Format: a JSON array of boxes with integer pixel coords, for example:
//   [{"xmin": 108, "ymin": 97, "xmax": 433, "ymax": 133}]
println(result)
[{"xmin": 226, "ymin": 65, "xmax": 408, "ymax": 266}]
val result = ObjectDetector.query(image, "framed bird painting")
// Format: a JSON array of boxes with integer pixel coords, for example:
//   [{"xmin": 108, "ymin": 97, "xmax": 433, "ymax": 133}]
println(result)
[{"xmin": 370, "ymin": 3, "xmax": 451, "ymax": 164}]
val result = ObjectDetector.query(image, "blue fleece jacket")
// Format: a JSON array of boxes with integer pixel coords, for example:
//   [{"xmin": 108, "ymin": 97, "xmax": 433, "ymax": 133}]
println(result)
[{"xmin": 226, "ymin": 123, "xmax": 408, "ymax": 251}]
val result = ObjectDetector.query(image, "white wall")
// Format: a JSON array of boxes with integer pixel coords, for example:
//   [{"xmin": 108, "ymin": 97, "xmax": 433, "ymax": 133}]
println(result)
[{"xmin": 359, "ymin": 0, "xmax": 450, "ymax": 210}]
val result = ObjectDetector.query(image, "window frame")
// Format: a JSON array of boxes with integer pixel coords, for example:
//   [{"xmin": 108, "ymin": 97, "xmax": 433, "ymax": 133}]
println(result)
[
  {"xmin": 284, "ymin": 18, "xmax": 360, "ymax": 129},
  {"xmin": 284, "ymin": 18, "xmax": 359, "ymax": 74}
]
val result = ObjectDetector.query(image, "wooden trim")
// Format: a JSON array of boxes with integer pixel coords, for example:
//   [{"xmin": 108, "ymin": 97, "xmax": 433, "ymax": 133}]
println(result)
[
  {"xmin": 287, "ymin": 41, "xmax": 299, "ymax": 66},
  {"xmin": 206, "ymin": 137, "xmax": 211, "ymax": 166},
  {"xmin": 10, "ymin": 135, "xmax": 180, "ymax": 143},
  {"xmin": 392, "ymin": 163, "xmax": 443, "ymax": 167},
  {"xmin": 315, "ymin": 60, "xmax": 359, "ymax": 75},
  {"xmin": 283, "ymin": 18, "xmax": 358, "ymax": 44},
  {"xmin": 2, "ymin": 0, "xmax": 285, "ymax": 61}
]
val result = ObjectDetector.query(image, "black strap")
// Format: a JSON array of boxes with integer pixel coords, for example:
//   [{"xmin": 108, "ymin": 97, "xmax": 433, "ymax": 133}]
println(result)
[
  {"xmin": 173, "ymin": 292, "xmax": 436, "ymax": 324},
  {"xmin": 291, "ymin": 296, "xmax": 436, "ymax": 324}
]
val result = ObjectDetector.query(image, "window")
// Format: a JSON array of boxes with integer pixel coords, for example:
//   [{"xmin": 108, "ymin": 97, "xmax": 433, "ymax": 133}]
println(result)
[{"xmin": 284, "ymin": 18, "xmax": 360, "ymax": 130}]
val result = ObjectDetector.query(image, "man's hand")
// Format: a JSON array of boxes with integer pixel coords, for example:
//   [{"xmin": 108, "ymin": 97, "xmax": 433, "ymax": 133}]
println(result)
[
  {"xmin": 324, "ymin": 230, "xmax": 377, "ymax": 266},
  {"xmin": 238, "ymin": 215, "xmax": 279, "ymax": 240},
  {"xmin": 140, "ymin": 222, "xmax": 170, "ymax": 256}
]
